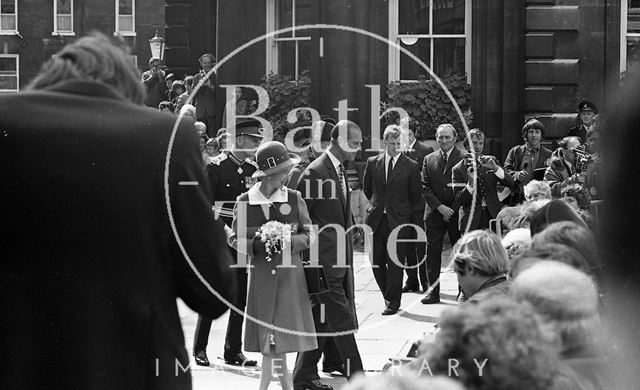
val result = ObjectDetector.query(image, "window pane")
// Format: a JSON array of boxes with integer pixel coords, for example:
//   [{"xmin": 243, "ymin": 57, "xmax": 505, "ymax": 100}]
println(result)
[
  {"xmin": 277, "ymin": 0, "xmax": 293, "ymax": 32},
  {"xmin": 296, "ymin": 0, "xmax": 312, "ymax": 27},
  {"xmin": 119, "ymin": 0, "xmax": 133, "ymax": 16},
  {"xmin": 433, "ymin": 0, "xmax": 465, "ymax": 34},
  {"xmin": 399, "ymin": 38, "xmax": 431, "ymax": 80},
  {"xmin": 278, "ymin": 40, "xmax": 296, "ymax": 78},
  {"xmin": 0, "ymin": 57, "xmax": 16, "ymax": 71},
  {"xmin": 399, "ymin": 0, "xmax": 429, "ymax": 34},
  {"xmin": 628, "ymin": 37, "xmax": 640, "ymax": 74},
  {"xmin": 0, "ymin": 76, "xmax": 17, "ymax": 90},
  {"xmin": 297, "ymin": 39, "xmax": 311, "ymax": 75},
  {"xmin": 57, "ymin": 0, "xmax": 71, "ymax": 14},
  {"xmin": 433, "ymin": 38, "xmax": 465, "ymax": 76},
  {"xmin": 57, "ymin": 15, "xmax": 72, "ymax": 31},
  {"xmin": 0, "ymin": 14, "xmax": 15, "ymax": 30},
  {"xmin": 1, "ymin": 0, "xmax": 15, "ymax": 14},
  {"xmin": 119, "ymin": 15, "xmax": 133, "ymax": 31},
  {"xmin": 629, "ymin": 0, "xmax": 640, "ymax": 33}
]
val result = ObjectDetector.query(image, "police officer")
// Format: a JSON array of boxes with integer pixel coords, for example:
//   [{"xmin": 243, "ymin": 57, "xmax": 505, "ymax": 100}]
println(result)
[
  {"xmin": 568, "ymin": 100, "xmax": 597, "ymax": 144},
  {"xmin": 193, "ymin": 119, "xmax": 263, "ymax": 367}
]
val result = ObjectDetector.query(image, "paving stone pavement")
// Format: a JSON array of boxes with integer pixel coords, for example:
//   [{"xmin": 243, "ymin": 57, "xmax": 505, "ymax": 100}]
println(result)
[{"xmin": 178, "ymin": 246, "xmax": 459, "ymax": 390}]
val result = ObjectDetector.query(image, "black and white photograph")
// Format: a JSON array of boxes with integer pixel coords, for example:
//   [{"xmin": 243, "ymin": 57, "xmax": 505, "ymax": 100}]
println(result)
[{"xmin": 1, "ymin": 1, "xmax": 639, "ymax": 389}]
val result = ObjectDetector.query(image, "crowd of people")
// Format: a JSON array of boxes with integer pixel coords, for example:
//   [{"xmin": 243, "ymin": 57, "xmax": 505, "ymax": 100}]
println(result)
[
  {"xmin": 1, "ymin": 33, "xmax": 620, "ymax": 390},
  {"xmin": 138, "ymin": 43, "xmax": 611, "ymax": 390}
]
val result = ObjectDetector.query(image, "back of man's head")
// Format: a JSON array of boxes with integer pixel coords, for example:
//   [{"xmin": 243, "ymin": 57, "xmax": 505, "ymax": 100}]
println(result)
[{"xmin": 27, "ymin": 32, "xmax": 144, "ymax": 105}]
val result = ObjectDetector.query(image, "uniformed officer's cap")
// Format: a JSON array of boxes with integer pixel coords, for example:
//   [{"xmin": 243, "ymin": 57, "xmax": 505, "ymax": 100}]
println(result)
[
  {"xmin": 578, "ymin": 100, "xmax": 597, "ymax": 114},
  {"xmin": 234, "ymin": 118, "xmax": 264, "ymax": 139}
]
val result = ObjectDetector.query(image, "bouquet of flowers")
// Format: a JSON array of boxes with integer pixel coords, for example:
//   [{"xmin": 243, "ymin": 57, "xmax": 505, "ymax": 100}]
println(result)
[{"xmin": 255, "ymin": 221, "xmax": 294, "ymax": 262}]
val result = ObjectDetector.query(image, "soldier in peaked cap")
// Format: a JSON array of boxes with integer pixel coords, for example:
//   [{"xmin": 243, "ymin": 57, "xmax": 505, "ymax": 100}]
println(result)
[
  {"xmin": 568, "ymin": 100, "xmax": 598, "ymax": 144},
  {"xmin": 192, "ymin": 118, "xmax": 263, "ymax": 368}
]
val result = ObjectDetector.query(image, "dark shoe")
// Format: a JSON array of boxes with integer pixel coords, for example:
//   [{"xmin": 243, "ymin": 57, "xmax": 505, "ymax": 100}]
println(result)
[
  {"xmin": 224, "ymin": 352, "xmax": 257, "ymax": 366},
  {"xmin": 294, "ymin": 379, "xmax": 333, "ymax": 390},
  {"xmin": 421, "ymin": 294, "xmax": 440, "ymax": 304},
  {"xmin": 193, "ymin": 350, "xmax": 209, "ymax": 366},
  {"xmin": 382, "ymin": 307, "xmax": 399, "ymax": 315},
  {"xmin": 402, "ymin": 284, "xmax": 420, "ymax": 293},
  {"xmin": 322, "ymin": 365, "xmax": 346, "ymax": 376}
]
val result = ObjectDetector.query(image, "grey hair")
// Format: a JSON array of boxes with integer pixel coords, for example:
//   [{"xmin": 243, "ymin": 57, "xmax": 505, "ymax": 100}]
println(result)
[{"xmin": 27, "ymin": 32, "xmax": 144, "ymax": 105}]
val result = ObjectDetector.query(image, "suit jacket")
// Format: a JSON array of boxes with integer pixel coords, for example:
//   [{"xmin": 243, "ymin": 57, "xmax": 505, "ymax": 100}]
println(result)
[
  {"xmin": 0, "ymin": 81, "xmax": 236, "ymax": 390},
  {"xmin": 504, "ymin": 144, "xmax": 553, "ymax": 202},
  {"xmin": 295, "ymin": 152, "xmax": 358, "ymax": 331},
  {"xmin": 363, "ymin": 153, "xmax": 423, "ymax": 233},
  {"xmin": 452, "ymin": 157, "xmax": 515, "ymax": 231},
  {"xmin": 421, "ymin": 148, "xmax": 464, "ymax": 219},
  {"xmin": 403, "ymin": 140, "xmax": 434, "ymax": 167}
]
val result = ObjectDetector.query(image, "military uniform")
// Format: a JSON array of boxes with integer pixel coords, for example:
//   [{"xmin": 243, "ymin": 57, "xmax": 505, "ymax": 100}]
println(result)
[{"xmin": 193, "ymin": 151, "xmax": 259, "ymax": 362}]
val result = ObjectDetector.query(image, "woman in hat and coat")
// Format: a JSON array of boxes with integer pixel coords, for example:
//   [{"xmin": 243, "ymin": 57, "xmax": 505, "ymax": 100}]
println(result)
[{"xmin": 230, "ymin": 141, "xmax": 317, "ymax": 390}]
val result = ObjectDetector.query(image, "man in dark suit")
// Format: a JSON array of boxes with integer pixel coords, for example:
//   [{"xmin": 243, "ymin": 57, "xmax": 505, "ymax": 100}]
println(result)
[
  {"xmin": 0, "ymin": 33, "xmax": 235, "ymax": 390},
  {"xmin": 452, "ymin": 129, "xmax": 515, "ymax": 233},
  {"xmin": 293, "ymin": 120, "xmax": 364, "ymax": 390},
  {"xmin": 504, "ymin": 118, "xmax": 553, "ymax": 205},
  {"xmin": 420, "ymin": 124, "xmax": 463, "ymax": 304},
  {"xmin": 400, "ymin": 125, "xmax": 433, "ymax": 293},
  {"xmin": 363, "ymin": 126, "xmax": 423, "ymax": 315}
]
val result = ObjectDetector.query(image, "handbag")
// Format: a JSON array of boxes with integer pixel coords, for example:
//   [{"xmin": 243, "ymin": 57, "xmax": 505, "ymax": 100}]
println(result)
[{"xmin": 302, "ymin": 260, "xmax": 330, "ymax": 295}]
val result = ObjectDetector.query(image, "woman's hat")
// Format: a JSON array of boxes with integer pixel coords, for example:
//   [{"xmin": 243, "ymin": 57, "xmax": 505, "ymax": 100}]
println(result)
[{"xmin": 252, "ymin": 141, "xmax": 300, "ymax": 178}]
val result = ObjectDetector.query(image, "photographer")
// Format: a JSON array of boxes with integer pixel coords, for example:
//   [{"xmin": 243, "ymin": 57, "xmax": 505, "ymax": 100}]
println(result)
[
  {"xmin": 543, "ymin": 136, "xmax": 584, "ymax": 197},
  {"xmin": 452, "ymin": 129, "xmax": 514, "ymax": 232},
  {"xmin": 141, "ymin": 56, "xmax": 167, "ymax": 109}
]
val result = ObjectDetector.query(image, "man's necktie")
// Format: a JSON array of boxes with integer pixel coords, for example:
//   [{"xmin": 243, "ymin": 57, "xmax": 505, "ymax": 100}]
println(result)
[
  {"xmin": 387, "ymin": 158, "xmax": 394, "ymax": 182},
  {"xmin": 338, "ymin": 163, "xmax": 347, "ymax": 200},
  {"xmin": 477, "ymin": 175, "xmax": 488, "ymax": 200},
  {"xmin": 442, "ymin": 151, "xmax": 448, "ymax": 167}
]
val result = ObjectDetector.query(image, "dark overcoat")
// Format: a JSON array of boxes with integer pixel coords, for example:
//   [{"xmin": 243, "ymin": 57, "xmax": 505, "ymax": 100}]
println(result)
[{"xmin": 0, "ymin": 81, "xmax": 236, "ymax": 390}]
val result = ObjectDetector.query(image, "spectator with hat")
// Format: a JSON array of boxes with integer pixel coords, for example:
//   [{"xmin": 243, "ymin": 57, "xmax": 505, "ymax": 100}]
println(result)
[
  {"xmin": 141, "ymin": 56, "xmax": 167, "ymax": 108},
  {"xmin": 568, "ymin": 100, "xmax": 598, "ymax": 144},
  {"xmin": 230, "ymin": 141, "xmax": 317, "ymax": 390}
]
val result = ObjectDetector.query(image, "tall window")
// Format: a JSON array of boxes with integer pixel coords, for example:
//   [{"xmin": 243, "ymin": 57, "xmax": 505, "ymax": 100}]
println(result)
[
  {"xmin": 389, "ymin": 0, "xmax": 471, "ymax": 82},
  {"xmin": 54, "ymin": 0, "xmax": 74, "ymax": 35},
  {"xmin": 116, "ymin": 0, "xmax": 135, "ymax": 35},
  {"xmin": 0, "ymin": 54, "xmax": 18, "ymax": 93},
  {"xmin": 266, "ymin": 0, "xmax": 311, "ymax": 80},
  {"xmin": 0, "ymin": 0, "xmax": 17, "ymax": 33},
  {"xmin": 622, "ymin": 0, "xmax": 640, "ymax": 75}
]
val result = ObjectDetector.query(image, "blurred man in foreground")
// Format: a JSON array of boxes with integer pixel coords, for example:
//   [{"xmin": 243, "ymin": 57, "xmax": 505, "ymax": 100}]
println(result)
[{"xmin": 0, "ymin": 33, "xmax": 236, "ymax": 390}]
